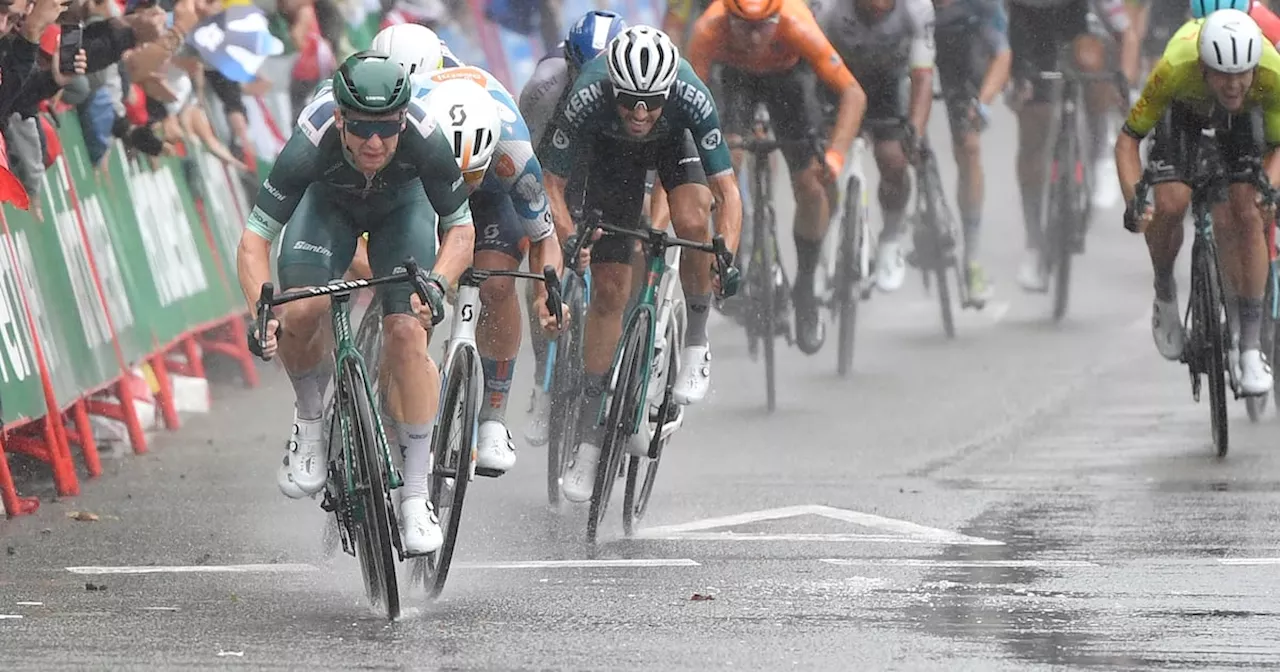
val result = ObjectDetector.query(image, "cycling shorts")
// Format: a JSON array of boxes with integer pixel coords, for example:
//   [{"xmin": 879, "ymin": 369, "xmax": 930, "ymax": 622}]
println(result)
[
  {"xmin": 936, "ymin": 27, "xmax": 994, "ymax": 137},
  {"xmin": 1147, "ymin": 101, "xmax": 1266, "ymax": 185},
  {"xmin": 717, "ymin": 64, "xmax": 823, "ymax": 172},
  {"xmin": 472, "ymin": 189, "xmax": 529, "ymax": 261},
  {"xmin": 277, "ymin": 182, "xmax": 439, "ymax": 316},
  {"xmin": 1009, "ymin": 0, "xmax": 1089, "ymax": 102},
  {"xmin": 583, "ymin": 129, "xmax": 708, "ymax": 265}
]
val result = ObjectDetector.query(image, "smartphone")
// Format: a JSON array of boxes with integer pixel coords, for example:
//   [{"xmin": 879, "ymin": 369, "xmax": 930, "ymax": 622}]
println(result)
[{"xmin": 58, "ymin": 23, "xmax": 82, "ymax": 75}]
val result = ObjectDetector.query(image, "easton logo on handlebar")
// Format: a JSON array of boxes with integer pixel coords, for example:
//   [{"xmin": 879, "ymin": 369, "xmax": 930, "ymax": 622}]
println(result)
[{"xmin": 306, "ymin": 279, "xmax": 372, "ymax": 295}]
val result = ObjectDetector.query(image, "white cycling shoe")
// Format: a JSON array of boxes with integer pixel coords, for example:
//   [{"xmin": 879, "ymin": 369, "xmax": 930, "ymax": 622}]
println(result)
[
  {"xmin": 476, "ymin": 420, "xmax": 516, "ymax": 476},
  {"xmin": 672, "ymin": 344, "xmax": 711, "ymax": 405},
  {"xmin": 1152, "ymin": 298, "xmax": 1185, "ymax": 361},
  {"xmin": 875, "ymin": 238, "xmax": 906, "ymax": 292},
  {"xmin": 1240, "ymin": 349, "xmax": 1273, "ymax": 396},
  {"xmin": 525, "ymin": 388, "xmax": 551, "ymax": 447},
  {"xmin": 562, "ymin": 442, "xmax": 600, "ymax": 503},
  {"xmin": 277, "ymin": 413, "xmax": 327, "ymax": 499},
  {"xmin": 1016, "ymin": 253, "xmax": 1049, "ymax": 293},
  {"xmin": 400, "ymin": 496, "xmax": 443, "ymax": 556}
]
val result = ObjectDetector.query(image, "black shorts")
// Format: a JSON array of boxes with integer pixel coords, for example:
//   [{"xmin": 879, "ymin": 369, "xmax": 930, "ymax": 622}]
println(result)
[
  {"xmin": 582, "ymin": 129, "xmax": 708, "ymax": 265},
  {"xmin": 1009, "ymin": 0, "xmax": 1089, "ymax": 102},
  {"xmin": 1144, "ymin": 102, "xmax": 1266, "ymax": 185},
  {"xmin": 718, "ymin": 65, "xmax": 822, "ymax": 171},
  {"xmin": 936, "ymin": 26, "xmax": 991, "ymax": 137}
]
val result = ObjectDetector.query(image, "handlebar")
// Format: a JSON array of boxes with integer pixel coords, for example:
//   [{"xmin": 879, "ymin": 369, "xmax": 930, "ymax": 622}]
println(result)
[
  {"xmin": 728, "ymin": 135, "xmax": 824, "ymax": 159},
  {"xmin": 1124, "ymin": 164, "xmax": 1280, "ymax": 233},
  {"xmin": 569, "ymin": 208, "xmax": 736, "ymax": 293},
  {"xmin": 458, "ymin": 265, "xmax": 563, "ymax": 327}
]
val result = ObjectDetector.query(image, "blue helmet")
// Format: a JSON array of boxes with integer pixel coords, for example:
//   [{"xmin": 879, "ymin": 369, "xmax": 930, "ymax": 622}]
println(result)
[
  {"xmin": 566, "ymin": 11, "xmax": 628, "ymax": 69},
  {"xmin": 1190, "ymin": 0, "xmax": 1251, "ymax": 19}
]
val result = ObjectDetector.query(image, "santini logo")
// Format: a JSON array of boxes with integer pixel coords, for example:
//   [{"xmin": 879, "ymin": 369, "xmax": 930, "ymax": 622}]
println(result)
[{"xmin": 293, "ymin": 240, "xmax": 332, "ymax": 257}]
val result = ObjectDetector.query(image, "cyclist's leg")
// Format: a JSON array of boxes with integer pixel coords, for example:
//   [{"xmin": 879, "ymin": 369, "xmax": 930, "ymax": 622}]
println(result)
[
  {"xmin": 366, "ymin": 184, "xmax": 445, "ymax": 553},
  {"xmin": 274, "ymin": 185, "xmax": 360, "ymax": 498},
  {"xmin": 859, "ymin": 69, "xmax": 911, "ymax": 293},
  {"xmin": 1216, "ymin": 108, "xmax": 1273, "ymax": 392},
  {"xmin": 1143, "ymin": 104, "xmax": 1196, "ymax": 360},
  {"xmin": 1010, "ymin": 1, "xmax": 1064, "ymax": 290},
  {"xmin": 471, "ymin": 190, "xmax": 527, "ymax": 473},
  {"xmin": 346, "ymin": 235, "xmax": 372, "ymax": 280},
  {"xmin": 938, "ymin": 31, "xmax": 992, "ymax": 298},
  {"xmin": 769, "ymin": 65, "xmax": 828, "ymax": 350},
  {"xmin": 562, "ymin": 142, "xmax": 648, "ymax": 503},
  {"xmin": 661, "ymin": 130, "xmax": 716, "ymax": 404}
]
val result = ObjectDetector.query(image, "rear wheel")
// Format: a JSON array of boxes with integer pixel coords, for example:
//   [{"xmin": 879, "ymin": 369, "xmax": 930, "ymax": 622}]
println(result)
[
  {"xmin": 341, "ymin": 360, "xmax": 400, "ymax": 619},
  {"xmin": 836, "ymin": 176, "xmax": 862, "ymax": 376},
  {"xmin": 588, "ymin": 311, "xmax": 651, "ymax": 544},
  {"xmin": 547, "ymin": 275, "xmax": 586, "ymax": 506},
  {"xmin": 918, "ymin": 167, "xmax": 956, "ymax": 339}
]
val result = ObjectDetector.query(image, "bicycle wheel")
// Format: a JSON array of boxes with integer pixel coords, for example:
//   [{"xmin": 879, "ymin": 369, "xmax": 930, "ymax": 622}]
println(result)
[
  {"xmin": 354, "ymin": 300, "xmax": 383, "ymax": 374},
  {"xmin": 836, "ymin": 175, "xmax": 862, "ymax": 376},
  {"xmin": 623, "ymin": 314, "xmax": 678, "ymax": 536},
  {"xmin": 422, "ymin": 345, "xmax": 481, "ymax": 598},
  {"xmin": 752, "ymin": 162, "xmax": 779, "ymax": 411},
  {"xmin": 1248, "ymin": 270, "xmax": 1275, "ymax": 421},
  {"xmin": 1051, "ymin": 121, "xmax": 1081, "ymax": 322},
  {"xmin": 588, "ymin": 310, "xmax": 651, "ymax": 544},
  {"xmin": 1196, "ymin": 244, "xmax": 1230, "ymax": 456},
  {"xmin": 340, "ymin": 359, "xmax": 400, "ymax": 619},
  {"xmin": 547, "ymin": 274, "xmax": 587, "ymax": 507},
  {"xmin": 919, "ymin": 165, "xmax": 956, "ymax": 338}
]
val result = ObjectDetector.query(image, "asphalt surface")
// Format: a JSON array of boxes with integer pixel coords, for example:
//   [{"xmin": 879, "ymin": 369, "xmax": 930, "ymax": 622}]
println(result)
[{"xmin": 6, "ymin": 106, "xmax": 1280, "ymax": 671}]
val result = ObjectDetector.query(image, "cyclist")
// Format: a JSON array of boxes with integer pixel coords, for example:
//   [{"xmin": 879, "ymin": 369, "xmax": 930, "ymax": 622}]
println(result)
[
  {"xmin": 811, "ymin": 0, "xmax": 936, "ymax": 296},
  {"xmin": 686, "ymin": 0, "xmax": 865, "ymax": 353},
  {"xmin": 1008, "ymin": 0, "xmax": 1138, "ymax": 292},
  {"xmin": 314, "ymin": 33, "xmax": 567, "ymax": 475},
  {"xmin": 1190, "ymin": 0, "xmax": 1280, "ymax": 42},
  {"xmin": 932, "ymin": 0, "xmax": 1012, "ymax": 301},
  {"xmin": 518, "ymin": 9, "xmax": 629, "ymax": 448},
  {"xmin": 1117, "ymin": 9, "xmax": 1280, "ymax": 395},
  {"xmin": 541, "ymin": 26, "xmax": 742, "ymax": 503},
  {"xmin": 237, "ymin": 52, "xmax": 474, "ymax": 555},
  {"xmin": 664, "ymin": 0, "xmax": 716, "ymax": 49}
]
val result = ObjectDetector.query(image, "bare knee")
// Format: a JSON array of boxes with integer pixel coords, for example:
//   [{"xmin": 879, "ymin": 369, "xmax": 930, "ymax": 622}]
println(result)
[
  {"xmin": 670, "ymin": 184, "xmax": 712, "ymax": 238},
  {"xmin": 382, "ymin": 314, "xmax": 427, "ymax": 359},
  {"xmin": 591, "ymin": 267, "xmax": 631, "ymax": 317}
]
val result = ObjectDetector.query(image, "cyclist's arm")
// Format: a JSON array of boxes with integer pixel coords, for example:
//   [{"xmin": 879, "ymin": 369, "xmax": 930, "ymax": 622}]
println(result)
[
  {"xmin": 406, "ymin": 103, "xmax": 477, "ymax": 287},
  {"xmin": 685, "ymin": 12, "xmax": 721, "ymax": 83},
  {"xmin": 237, "ymin": 134, "xmax": 317, "ymax": 311},
  {"xmin": 905, "ymin": 0, "xmax": 937, "ymax": 139},
  {"xmin": 494, "ymin": 126, "xmax": 564, "ymax": 281},
  {"xmin": 1117, "ymin": 59, "xmax": 1174, "ymax": 201},
  {"xmin": 1097, "ymin": 0, "xmax": 1142, "ymax": 85},
  {"xmin": 519, "ymin": 58, "xmax": 569, "ymax": 151},
  {"xmin": 1260, "ymin": 78, "xmax": 1280, "ymax": 186},
  {"xmin": 676, "ymin": 64, "xmax": 742, "ymax": 254},
  {"xmin": 977, "ymin": 0, "xmax": 1012, "ymax": 106},
  {"xmin": 540, "ymin": 68, "xmax": 604, "ymax": 244},
  {"xmin": 789, "ymin": 10, "xmax": 865, "ymax": 155}
]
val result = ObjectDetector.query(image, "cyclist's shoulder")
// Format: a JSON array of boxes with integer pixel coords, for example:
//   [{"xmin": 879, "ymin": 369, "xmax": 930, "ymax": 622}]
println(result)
[
  {"xmin": 669, "ymin": 61, "xmax": 719, "ymax": 124},
  {"xmin": 778, "ymin": 0, "xmax": 828, "ymax": 34},
  {"xmin": 1253, "ymin": 39, "xmax": 1280, "ymax": 96}
]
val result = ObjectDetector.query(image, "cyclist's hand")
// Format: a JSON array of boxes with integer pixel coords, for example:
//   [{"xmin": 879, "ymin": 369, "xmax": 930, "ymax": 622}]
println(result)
[
  {"xmin": 968, "ymin": 101, "xmax": 990, "ymax": 133},
  {"xmin": 567, "ymin": 229, "xmax": 602, "ymax": 268},
  {"xmin": 713, "ymin": 255, "xmax": 742, "ymax": 299},
  {"xmin": 823, "ymin": 149, "xmax": 845, "ymax": 183},
  {"xmin": 410, "ymin": 272, "xmax": 447, "ymax": 330},
  {"xmin": 1257, "ymin": 185, "xmax": 1279, "ymax": 222},
  {"xmin": 1123, "ymin": 198, "xmax": 1154, "ymax": 233},
  {"xmin": 249, "ymin": 317, "xmax": 280, "ymax": 360},
  {"xmin": 537, "ymin": 298, "xmax": 569, "ymax": 336}
]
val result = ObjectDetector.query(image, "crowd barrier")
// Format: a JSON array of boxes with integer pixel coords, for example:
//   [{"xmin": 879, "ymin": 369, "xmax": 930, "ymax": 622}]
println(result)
[{"xmin": 0, "ymin": 113, "xmax": 259, "ymax": 518}]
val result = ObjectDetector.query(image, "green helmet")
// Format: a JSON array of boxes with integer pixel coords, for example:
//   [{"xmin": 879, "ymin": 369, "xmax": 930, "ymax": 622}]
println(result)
[{"xmin": 332, "ymin": 51, "xmax": 412, "ymax": 116}]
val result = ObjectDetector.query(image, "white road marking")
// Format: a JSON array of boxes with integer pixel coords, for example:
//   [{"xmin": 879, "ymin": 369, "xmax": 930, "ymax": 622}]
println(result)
[
  {"xmin": 453, "ymin": 558, "xmax": 700, "ymax": 570},
  {"xmin": 1218, "ymin": 558, "xmax": 1280, "ymax": 565},
  {"xmin": 821, "ymin": 558, "xmax": 1097, "ymax": 568},
  {"xmin": 631, "ymin": 504, "xmax": 1003, "ymax": 546},
  {"xmin": 65, "ymin": 564, "xmax": 318, "ymax": 575},
  {"xmin": 0, "ymin": 614, "xmax": 23, "ymax": 620},
  {"xmin": 15, "ymin": 602, "xmax": 42, "ymax": 606}
]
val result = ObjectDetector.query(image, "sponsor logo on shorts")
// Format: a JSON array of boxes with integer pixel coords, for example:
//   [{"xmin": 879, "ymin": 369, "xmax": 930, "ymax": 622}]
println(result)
[
  {"xmin": 700, "ymin": 128, "xmax": 722, "ymax": 151},
  {"xmin": 293, "ymin": 240, "xmax": 332, "ymax": 257}
]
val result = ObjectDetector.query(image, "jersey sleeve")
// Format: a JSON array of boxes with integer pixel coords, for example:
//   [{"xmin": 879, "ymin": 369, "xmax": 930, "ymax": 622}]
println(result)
[
  {"xmin": 906, "ymin": 0, "xmax": 937, "ymax": 70},
  {"xmin": 518, "ymin": 57, "xmax": 569, "ymax": 152},
  {"xmin": 980, "ymin": 0, "xmax": 1010, "ymax": 55},
  {"xmin": 539, "ymin": 63, "xmax": 610, "ymax": 178},
  {"xmin": 404, "ymin": 99, "xmax": 474, "ymax": 230},
  {"xmin": 1123, "ymin": 57, "xmax": 1175, "ymax": 139},
  {"xmin": 493, "ymin": 94, "xmax": 556, "ymax": 242},
  {"xmin": 674, "ymin": 61, "xmax": 733, "ymax": 177},
  {"xmin": 1258, "ymin": 45, "xmax": 1280, "ymax": 145},
  {"xmin": 784, "ymin": 4, "xmax": 857, "ymax": 92},
  {"xmin": 245, "ymin": 133, "xmax": 321, "ymax": 242}
]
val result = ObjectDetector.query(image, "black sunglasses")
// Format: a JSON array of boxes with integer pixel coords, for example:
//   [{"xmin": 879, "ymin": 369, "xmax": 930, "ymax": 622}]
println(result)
[
  {"xmin": 344, "ymin": 117, "xmax": 403, "ymax": 140},
  {"xmin": 615, "ymin": 89, "xmax": 668, "ymax": 111}
]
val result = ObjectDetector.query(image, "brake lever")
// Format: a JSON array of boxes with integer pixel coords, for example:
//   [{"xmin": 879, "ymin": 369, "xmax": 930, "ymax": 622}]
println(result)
[
  {"xmin": 402, "ymin": 256, "xmax": 430, "ymax": 305},
  {"xmin": 252, "ymin": 283, "xmax": 275, "ymax": 361},
  {"xmin": 542, "ymin": 264, "xmax": 564, "ymax": 327}
]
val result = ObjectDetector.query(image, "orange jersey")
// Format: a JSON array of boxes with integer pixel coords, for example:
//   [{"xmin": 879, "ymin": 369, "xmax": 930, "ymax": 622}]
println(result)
[{"xmin": 686, "ymin": 0, "xmax": 857, "ymax": 93}]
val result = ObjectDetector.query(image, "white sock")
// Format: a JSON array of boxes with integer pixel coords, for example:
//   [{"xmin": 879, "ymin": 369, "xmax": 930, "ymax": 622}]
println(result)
[{"xmin": 399, "ymin": 421, "xmax": 434, "ymax": 500}]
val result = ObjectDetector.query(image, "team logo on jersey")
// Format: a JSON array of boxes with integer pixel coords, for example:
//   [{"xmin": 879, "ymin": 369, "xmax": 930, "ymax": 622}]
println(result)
[
  {"xmin": 700, "ymin": 128, "xmax": 722, "ymax": 151},
  {"xmin": 496, "ymin": 154, "xmax": 516, "ymax": 178},
  {"xmin": 552, "ymin": 128, "xmax": 571, "ymax": 149}
]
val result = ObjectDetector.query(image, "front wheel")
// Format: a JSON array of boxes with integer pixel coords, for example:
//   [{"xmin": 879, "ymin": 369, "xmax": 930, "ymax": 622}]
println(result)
[
  {"xmin": 623, "ymin": 314, "xmax": 679, "ymax": 536},
  {"xmin": 588, "ymin": 310, "xmax": 651, "ymax": 544},
  {"xmin": 1197, "ymin": 245, "xmax": 1230, "ymax": 457},
  {"xmin": 836, "ymin": 176, "xmax": 863, "ymax": 376}
]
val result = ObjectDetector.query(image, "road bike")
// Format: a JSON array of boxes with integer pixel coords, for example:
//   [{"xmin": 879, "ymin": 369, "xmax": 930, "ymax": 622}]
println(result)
[
  {"xmin": 819, "ymin": 134, "xmax": 874, "ymax": 376},
  {"xmin": 906, "ymin": 126, "xmax": 975, "ymax": 339},
  {"xmin": 1128, "ymin": 139, "xmax": 1275, "ymax": 457},
  {"xmin": 568, "ymin": 214, "xmax": 732, "ymax": 543},
  {"xmin": 253, "ymin": 258, "xmax": 432, "ymax": 620},
  {"xmin": 539, "ymin": 252, "xmax": 591, "ymax": 508},
  {"xmin": 348, "ymin": 264, "xmax": 562, "ymax": 598}
]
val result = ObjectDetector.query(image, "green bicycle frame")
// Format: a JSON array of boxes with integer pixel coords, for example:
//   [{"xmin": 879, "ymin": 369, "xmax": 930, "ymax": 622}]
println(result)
[
  {"xmin": 595, "ymin": 251, "xmax": 666, "ymax": 435},
  {"xmin": 331, "ymin": 297, "xmax": 403, "ymax": 494}
]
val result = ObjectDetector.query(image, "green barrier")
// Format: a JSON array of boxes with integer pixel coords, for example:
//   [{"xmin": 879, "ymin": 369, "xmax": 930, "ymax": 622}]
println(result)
[{"xmin": 0, "ymin": 218, "xmax": 63, "ymax": 424}]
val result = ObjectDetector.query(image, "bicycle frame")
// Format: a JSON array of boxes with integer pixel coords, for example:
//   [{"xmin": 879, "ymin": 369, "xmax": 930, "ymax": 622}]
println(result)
[
  {"xmin": 598, "ymin": 249, "xmax": 666, "ymax": 436},
  {"xmin": 818, "ymin": 136, "xmax": 872, "ymax": 300},
  {"xmin": 435, "ymin": 272, "xmax": 487, "ymax": 482},
  {"xmin": 330, "ymin": 294, "xmax": 403, "ymax": 494}
]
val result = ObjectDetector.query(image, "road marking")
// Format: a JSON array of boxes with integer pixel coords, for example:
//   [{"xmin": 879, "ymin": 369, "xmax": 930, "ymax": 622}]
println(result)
[
  {"xmin": 631, "ymin": 505, "xmax": 1003, "ymax": 546},
  {"xmin": 15, "ymin": 602, "xmax": 42, "ymax": 606},
  {"xmin": 65, "ymin": 564, "xmax": 318, "ymax": 575},
  {"xmin": 820, "ymin": 558, "xmax": 1097, "ymax": 568},
  {"xmin": 0, "ymin": 615, "xmax": 23, "ymax": 620},
  {"xmin": 454, "ymin": 558, "xmax": 700, "ymax": 570},
  {"xmin": 1218, "ymin": 558, "xmax": 1280, "ymax": 566}
]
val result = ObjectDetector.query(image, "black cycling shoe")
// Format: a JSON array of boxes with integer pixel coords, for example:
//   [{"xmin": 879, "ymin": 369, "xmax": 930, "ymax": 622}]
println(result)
[{"xmin": 792, "ymin": 283, "xmax": 826, "ymax": 355}]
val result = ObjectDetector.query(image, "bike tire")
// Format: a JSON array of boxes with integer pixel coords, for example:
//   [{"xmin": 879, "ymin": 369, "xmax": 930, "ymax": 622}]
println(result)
[
  {"xmin": 919, "ymin": 162, "xmax": 956, "ymax": 339},
  {"xmin": 623, "ymin": 314, "xmax": 679, "ymax": 536},
  {"xmin": 760, "ymin": 219, "xmax": 778, "ymax": 413},
  {"xmin": 936, "ymin": 266, "xmax": 956, "ymax": 339},
  {"xmin": 1198, "ymin": 246, "xmax": 1230, "ymax": 457},
  {"xmin": 836, "ymin": 175, "xmax": 862, "ymax": 376},
  {"xmin": 341, "ymin": 359, "xmax": 400, "ymax": 619},
  {"xmin": 547, "ymin": 274, "xmax": 587, "ymax": 507},
  {"xmin": 422, "ymin": 345, "xmax": 480, "ymax": 598},
  {"xmin": 588, "ymin": 310, "xmax": 651, "ymax": 544}
]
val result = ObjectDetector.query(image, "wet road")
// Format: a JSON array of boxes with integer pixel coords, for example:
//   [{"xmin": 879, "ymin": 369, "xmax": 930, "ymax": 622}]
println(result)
[{"xmin": 6, "ymin": 107, "xmax": 1280, "ymax": 671}]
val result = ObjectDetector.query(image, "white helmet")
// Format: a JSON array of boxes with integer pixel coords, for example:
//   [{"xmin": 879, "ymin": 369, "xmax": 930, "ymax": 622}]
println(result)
[
  {"xmin": 1199, "ymin": 9, "xmax": 1264, "ymax": 74},
  {"xmin": 372, "ymin": 24, "xmax": 443, "ymax": 77},
  {"xmin": 606, "ymin": 26, "xmax": 680, "ymax": 94},
  {"xmin": 423, "ymin": 79, "xmax": 502, "ymax": 173}
]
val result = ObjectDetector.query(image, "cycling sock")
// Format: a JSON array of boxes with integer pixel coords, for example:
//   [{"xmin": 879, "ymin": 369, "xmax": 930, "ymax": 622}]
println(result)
[
  {"xmin": 1153, "ymin": 273, "xmax": 1177, "ymax": 304},
  {"xmin": 530, "ymin": 332, "xmax": 550, "ymax": 383},
  {"xmin": 1240, "ymin": 296, "xmax": 1264, "ymax": 351},
  {"xmin": 288, "ymin": 363, "xmax": 332, "ymax": 421},
  {"xmin": 578, "ymin": 372, "xmax": 608, "ymax": 446},
  {"xmin": 961, "ymin": 210, "xmax": 981, "ymax": 261},
  {"xmin": 685, "ymin": 293, "xmax": 712, "ymax": 347},
  {"xmin": 883, "ymin": 209, "xmax": 906, "ymax": 240},
  {"xmin": 399, "ymin": 421, "xmax": 434, "ymax": 500},
  {"xmin": 794, "ymin": 236, "xmax": 821, "ymax": 291},
  {"xmin": 479, "ymin": 357, "xmax": 515, "ymax": 424},
  {"xmin": 1021, "ymin": 189, "xmax": 1044, "ymax": 250}
]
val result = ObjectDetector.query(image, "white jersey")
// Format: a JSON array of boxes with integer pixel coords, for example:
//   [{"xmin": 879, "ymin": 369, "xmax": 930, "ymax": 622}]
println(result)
[
  {"xmin": 811, "ymin": 0, "xmax": 936, "ymax": 77},
  {"xmin": 518, "ymin": 51, "xmax": 574, "ymax": 152}
]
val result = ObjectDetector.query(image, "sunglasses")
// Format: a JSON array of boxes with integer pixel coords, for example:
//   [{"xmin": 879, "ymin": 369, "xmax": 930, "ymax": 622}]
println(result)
[
  {"xmin": 343, "ymin": 117, "xmax": 403, "ymax": 140},
  {"xmin": 615, "ymin": 89, "xmax": 668, "ymax": 111}
]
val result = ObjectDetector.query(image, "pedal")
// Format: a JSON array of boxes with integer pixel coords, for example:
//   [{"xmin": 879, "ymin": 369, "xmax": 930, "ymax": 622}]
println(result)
[{"xmin": 475, "ymin": 466, "xmax": 506, "ymax": 479}]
